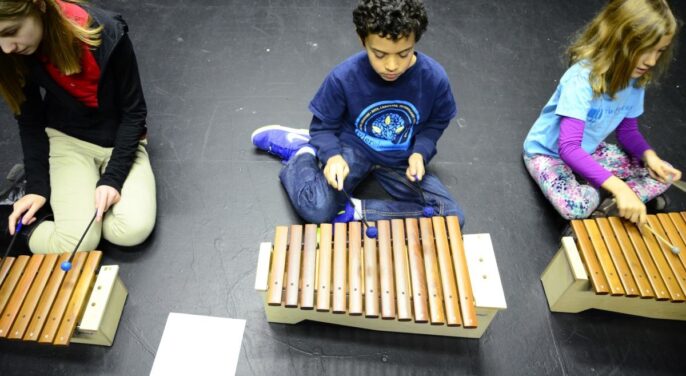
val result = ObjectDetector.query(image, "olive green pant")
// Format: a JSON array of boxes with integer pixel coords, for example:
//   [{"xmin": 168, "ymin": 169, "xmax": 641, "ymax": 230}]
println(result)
[{"xmin": 28, "ymin": 128, "xmax": 156, "ymax": 254}]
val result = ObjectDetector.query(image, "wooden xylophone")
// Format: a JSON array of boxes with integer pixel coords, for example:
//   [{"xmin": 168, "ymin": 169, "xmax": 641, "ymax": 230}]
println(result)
[
  {"xmin": 255, "ymin": 216, "xmax": 506, "ymax": 338},
  {"xmin": 0, "ymin": 251, "xmax": 128, "ymax": 346},
  {"xmin": 541, "ymin": 212, "xmax": 686, "ymax": 320}
]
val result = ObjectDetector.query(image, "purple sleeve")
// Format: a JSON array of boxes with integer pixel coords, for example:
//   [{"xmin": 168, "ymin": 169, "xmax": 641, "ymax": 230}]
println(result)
[
  {"xmin": 615, "ymin": 117, "xmax": 652, "ymax": 160},
  {"xmin": 558, "ymin": 117, "xmax": 613, "ymax": 188}
]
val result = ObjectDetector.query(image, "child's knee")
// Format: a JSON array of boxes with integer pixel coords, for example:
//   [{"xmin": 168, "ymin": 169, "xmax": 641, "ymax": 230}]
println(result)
[
  {"xmin": 296, "ymin": 199, "xmax": 339, "ymax": 224},
  {"xmin": 102, "ymin": 216, "xmax": 155, "ymax": 247}
]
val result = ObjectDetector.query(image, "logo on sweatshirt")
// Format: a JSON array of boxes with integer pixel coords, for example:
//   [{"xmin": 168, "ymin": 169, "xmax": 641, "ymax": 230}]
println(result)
[{"xmin": 354, "ymin": 100, "xmax": 419, "ymax": 152}]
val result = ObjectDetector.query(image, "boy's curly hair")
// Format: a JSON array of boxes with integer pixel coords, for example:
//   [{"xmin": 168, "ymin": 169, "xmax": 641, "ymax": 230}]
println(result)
[{"xmin": 353, "ymin": 0, "xmax": 428, "ymax": 44}]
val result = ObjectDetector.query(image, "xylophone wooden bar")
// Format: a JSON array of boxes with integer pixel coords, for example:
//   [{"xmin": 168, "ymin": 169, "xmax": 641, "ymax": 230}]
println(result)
[
  {"xmin": 332, "ymin": 223, "xmax": 347, "ymax": 314},
  {"xmin": 267, "ymin": 226, "xmax": 288, "ymax": 306},
  {"xmin": 607, "ymin": 217, "xmax": 654, "ymax": 298},
  {"xmin": 446, "ymin": 216, "xmax": 478, "ymax": 329},
  {"xmin": 570, "ymin": 221, "xmax": 609, "ymax": 294},
  {"xmin": 7, "ymin": 254, "xmax": 59, "ymax": 339},
  {"xmin": 625, "ymin": 221, "xmax": 670, "ymax": 300},
  {"xmin": 655, "ymin": 215, "xmax": 686, "ymax": 292},
  {"xmin": 39, "ymin": 251, "xmax": 88, "ymax": 344},
  {"xmin": 0, "ymin": 251, "xmax": 128, "ymax": 346},
  {"xmin": 363, "ymin": 221, "xmax": 379, "ymax": 318},
  {"xmin": 255, "ymin": 217, "xmax": 507, "ymax": 338},
  {"xmin": 641, "ymin": 217, "xmax": 683, "ymax": 301},
  {"xmin": 299, "ymin": 224, "xmax": 317, "ymax": 310},
  {"xmin": 419, "ymin": 218, "xmax": 445, "ymax": 325},
  {"xmin": 405, "ymin": 219, "xmax": 429, "ymax": 324},
  {"xmin": 583, "ymin": 219, "xmax": 625, "ymax": 295},
  {"xmin": 316, "ymin": 224, "xmax": 333, "ymax": 312},
  {"xmin": 596, "ymin": 218, "xmax": 638, "ymax": 297},
  {"xmin": 0, "ymin": 254, "xmax": 44, "ymax": 337},
  {"xmin": 391, "ymin": 219, "xmax": 412, "ymax": 321},
  {"xmin": 348, "ymin": 222, "xmax": 363, "ymax": 316},
  {"xmin": 377, "ymin": 221, "xmax": 396, "ymax": 319},
  {"xmin": 0, "ymin": 256, "xmax": 29, "ymax": 315},
  {"xmin": 54, "ymin": 251, "xmax": 103, "ymax": 346},
  {"xmin": 431, "ymin": 217, "xmax": 462, "ymax": 326},
  {"xmin": 284, "ymin": 225, "xmax": 303, "ymax": 308},
  {"xmin": 542, "ymin": 213, "xmax": 686, "ymax": 320}
]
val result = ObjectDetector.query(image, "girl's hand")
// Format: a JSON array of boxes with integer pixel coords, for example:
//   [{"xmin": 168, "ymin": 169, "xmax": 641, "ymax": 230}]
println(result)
[
  {"xmin": 323, "ymin": 155, "xmax": 349, "ymax": 191},
  {"xmin": 614, "ymin": 188, "xmax": 647, "ymax": 226},
  {"xmin": 602, "ymin": 176, "xmax": 646, "ymax": 226},
  {"xmin": 644, "ymin": 151, "xmax": 682, "ymax": 183},
  {"xmin": 406, "ymin": 153, "xmax": 425, "ymax": 182},
  {"xmin": 8, "ymin": 194, "xmax": 47, "ymax": 234},
  {"xmin": 94, "ymin": 185, "xmax": 121, "ymax": 222}
]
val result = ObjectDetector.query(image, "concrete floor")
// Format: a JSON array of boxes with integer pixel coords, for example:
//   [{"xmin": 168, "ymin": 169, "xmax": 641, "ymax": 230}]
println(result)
[{"xmin": 1, "ymin": 0, "xmax": 686, "ymax": 375}]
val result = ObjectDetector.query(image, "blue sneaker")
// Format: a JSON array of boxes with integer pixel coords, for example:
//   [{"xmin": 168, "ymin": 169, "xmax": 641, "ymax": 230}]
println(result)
[
  {"xmin": 333, "ymin": 202, "xmax": 355, "ymax": 223},
  {"xmin": 251, "ymin": 125, "xmax": 311, "ymax": 162}
]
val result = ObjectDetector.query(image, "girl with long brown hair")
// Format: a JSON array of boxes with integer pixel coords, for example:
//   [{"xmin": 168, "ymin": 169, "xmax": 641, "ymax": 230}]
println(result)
[
  {"xmin": 523, "ymin": 0, "xmax": 681, "ymax": 226},
  {"xmin": 0, "ymin": 0, "xmax": 156, "ymax": 254}
]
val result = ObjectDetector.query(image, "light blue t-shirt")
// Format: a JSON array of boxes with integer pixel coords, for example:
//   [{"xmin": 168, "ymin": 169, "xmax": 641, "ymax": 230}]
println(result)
[{"xmin": 523, "ymin": 61, "xmax": 645, "ymax": 157}]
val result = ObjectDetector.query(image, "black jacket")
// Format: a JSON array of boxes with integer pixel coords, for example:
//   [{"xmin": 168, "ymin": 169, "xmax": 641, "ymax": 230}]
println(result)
[{"xmin": 16, "ymin": 5, "xmax": 147, "ymax": 199}]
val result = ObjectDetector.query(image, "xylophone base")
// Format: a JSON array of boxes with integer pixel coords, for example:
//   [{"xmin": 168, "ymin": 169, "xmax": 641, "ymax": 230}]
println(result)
[
  {"xmin": 258, "ymin": 291, "xmax": 500, "ymax": 338},
  {"xmin": 71, "ymin": 265, "xmax": 128, "ymax": 346},
  {"xmin": 256, "ymin": 233, "xmax": 507, "ymax": 338},
  {"xmin": 541, "ymin": 237, "xmax": 686, "ymax": 320}
]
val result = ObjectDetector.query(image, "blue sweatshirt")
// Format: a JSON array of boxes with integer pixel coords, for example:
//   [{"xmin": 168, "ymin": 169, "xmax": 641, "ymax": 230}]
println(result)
[{"xmin": 309, "ymin": 51, "xmax": 457, "ymax": 166}]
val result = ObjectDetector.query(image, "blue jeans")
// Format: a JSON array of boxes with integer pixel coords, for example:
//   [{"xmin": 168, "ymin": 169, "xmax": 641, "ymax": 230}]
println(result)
[{"xmin": 279, "ymin": 145, "xmax": 465, "ymax": 226}]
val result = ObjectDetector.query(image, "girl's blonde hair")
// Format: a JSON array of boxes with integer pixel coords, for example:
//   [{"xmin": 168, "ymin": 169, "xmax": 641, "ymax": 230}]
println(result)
[
  {"xmin": 568, "ymin": 0, "xmax": 679, "ymax": 98},
  {"xmin": 0, "ymin": 0, "xmax": 102, "ymax": 114}
]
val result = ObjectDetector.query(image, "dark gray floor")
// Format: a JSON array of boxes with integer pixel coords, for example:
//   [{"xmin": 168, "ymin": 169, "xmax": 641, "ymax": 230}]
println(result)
[{"xmin": 2, "ymin": 0, "xmax": 686, "ymax": 375}]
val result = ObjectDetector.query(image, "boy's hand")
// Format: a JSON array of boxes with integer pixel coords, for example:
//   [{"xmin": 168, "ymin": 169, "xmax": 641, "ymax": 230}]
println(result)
[
  {"xmin": 95, "ymin": 185, "xmax": 121, "ymax": 222},
  {"xmin": 324, "ymin": 155, "xmax": 349, "ymax": 191},
  {"xmin": 406, "ymin": 153, "xmax": 425, "ymax": 182},
  {"xmin": 8, "ymin": 194, "xmax": 47, "ymax": 234},
  {"xmin": 644, "ymin": 152, "xmax": 681, "ymax": 183}
]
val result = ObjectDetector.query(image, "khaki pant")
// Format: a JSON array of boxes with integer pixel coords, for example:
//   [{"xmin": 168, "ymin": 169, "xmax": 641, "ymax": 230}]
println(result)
[{"xmin": 29, "ymin": 128, "xmax": 156, "ymax": 254}]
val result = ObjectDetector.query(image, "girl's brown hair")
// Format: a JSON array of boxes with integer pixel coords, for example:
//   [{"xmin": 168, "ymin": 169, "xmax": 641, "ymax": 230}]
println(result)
[
  {"xmin": 0, "ymin": 0, "xmax": 102, "ymax": 114},
  {"xmin": 568, "ymin": 0, "xmax": 678, "ymax": 98}
]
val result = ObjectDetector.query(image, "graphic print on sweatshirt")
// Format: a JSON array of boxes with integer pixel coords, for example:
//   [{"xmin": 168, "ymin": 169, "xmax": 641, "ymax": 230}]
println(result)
[{"xmin": 354, "ymin": 100, "xmax": 420, "ymax": 152}]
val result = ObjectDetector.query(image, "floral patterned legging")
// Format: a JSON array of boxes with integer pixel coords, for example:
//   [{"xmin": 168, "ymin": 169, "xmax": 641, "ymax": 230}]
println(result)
[{"xmin": 523, "ymin": 142, "xmax": 669, "ymax": 220}]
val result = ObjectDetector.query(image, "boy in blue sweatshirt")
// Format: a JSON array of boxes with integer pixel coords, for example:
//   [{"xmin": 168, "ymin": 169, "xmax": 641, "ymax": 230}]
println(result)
[{"xmin": 252, "ymin": 0, "xmax": 464, "ymax": 226}]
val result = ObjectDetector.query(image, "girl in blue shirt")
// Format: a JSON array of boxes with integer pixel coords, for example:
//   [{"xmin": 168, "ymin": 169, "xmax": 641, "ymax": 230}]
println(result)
[{"xmin": 522, "ymin": 0, "xmax": 681, "ymax": 226}]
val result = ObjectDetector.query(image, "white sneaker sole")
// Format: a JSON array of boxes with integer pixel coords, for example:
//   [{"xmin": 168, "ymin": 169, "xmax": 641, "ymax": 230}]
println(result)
[{"xmin": 251, "ymin": 125, "xmax": 310, "ymax": 143}]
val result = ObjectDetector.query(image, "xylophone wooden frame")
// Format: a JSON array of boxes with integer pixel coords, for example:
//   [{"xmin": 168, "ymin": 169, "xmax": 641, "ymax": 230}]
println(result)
[
  {"xmin": 0, "ymin": 254, "xmax": 128, "ymax": 347},
  {"xmin": 255, "ymin": 231, "xmax": 506, "ymax": 338},
  {"xmin": 541, "ymin": 236, "xmax": 686, "ymax": 320}
]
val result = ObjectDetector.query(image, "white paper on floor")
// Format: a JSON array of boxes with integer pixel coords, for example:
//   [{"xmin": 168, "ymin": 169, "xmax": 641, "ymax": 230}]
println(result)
[{"xmin": 150, "ymin": 313, "xmax": 246, "ymax": 376}]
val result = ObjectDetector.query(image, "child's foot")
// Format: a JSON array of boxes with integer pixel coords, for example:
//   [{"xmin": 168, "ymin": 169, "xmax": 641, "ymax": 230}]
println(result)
[
  {"xmin": 251, "ymin": 125, "xmax": 313, "ymax": 163},
  {"xmin": 0, "ymin": 163, "xmax": 26, "ymax": 205},
  {"xmin": 591, "ymin": 197, "xmax": 617, "ymax": 218},
  {"xmin": 647, "ymin": 194, "xmax": 670, "ymax": 213}
]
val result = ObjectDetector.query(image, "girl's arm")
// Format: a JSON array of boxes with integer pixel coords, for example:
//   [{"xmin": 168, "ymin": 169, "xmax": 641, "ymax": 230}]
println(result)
[
  {"xmin": 16, "ymin": 80, "xmax": 50, "ymax": 200},
  {"xmin": 615, "ymin": 117, "xmax": 651, "ymax": 160},
  {"xmin": 559, "ymin": 116, "xmax": 646, "ymax": 224},
  {"xmin": 616, "ymin": 117, "xmax": 682, "ymax": 183},
  {"xmin": 97, "ymin": 34, "xmax": 147, "ymax": 193},
  {"xmin": 558, "ymin": 117, "xmax": 612, "ymax": 187}
]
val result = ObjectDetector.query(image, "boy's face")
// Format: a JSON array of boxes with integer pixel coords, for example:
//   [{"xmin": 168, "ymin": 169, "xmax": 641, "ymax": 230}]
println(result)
[{"xmin": 363, "ymin": 33, "xmax": 417, "ymax": 82}]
